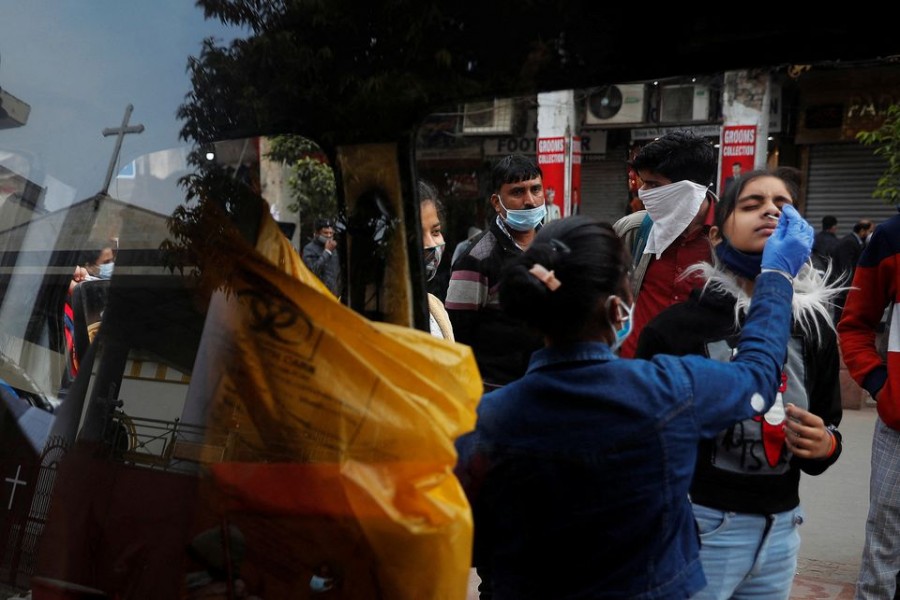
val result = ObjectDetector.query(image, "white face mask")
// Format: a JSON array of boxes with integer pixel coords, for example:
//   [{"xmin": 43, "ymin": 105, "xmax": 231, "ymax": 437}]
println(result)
[{"xmin": 638, "ymin": 180, "xmax": 710, "ymax": 258}]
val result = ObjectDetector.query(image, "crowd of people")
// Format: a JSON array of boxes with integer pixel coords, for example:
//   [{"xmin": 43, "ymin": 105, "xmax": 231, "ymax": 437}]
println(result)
[
  {"xmin": 431, "ymin": 138, "xmax": 894, "ymax": 599},
  {"xmin": 253, "ymin": 136, "xmax": 895, "ymax": 599}
]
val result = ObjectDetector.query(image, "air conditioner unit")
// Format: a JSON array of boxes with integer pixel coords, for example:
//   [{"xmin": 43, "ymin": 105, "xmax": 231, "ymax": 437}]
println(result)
[
  {"xmin": 461, "ymin": 98, "xmax": 514, "ymax": 134},
  {"xmin": 659, "ymin": 84, "xmax": 710, "ymax": 123},
  {"xmin": 585, "ymin": 84, "xmax": 647, "ymax": 126}
]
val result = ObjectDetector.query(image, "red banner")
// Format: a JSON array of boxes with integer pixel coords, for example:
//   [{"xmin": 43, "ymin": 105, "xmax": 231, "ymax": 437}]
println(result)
[
  {"xmin": 719, "ymin": 125, "xmax": 757, "ymax": 195},
  {"xmin": 537, "ymin": 136, "xmax": 582, "ymax": 218}
]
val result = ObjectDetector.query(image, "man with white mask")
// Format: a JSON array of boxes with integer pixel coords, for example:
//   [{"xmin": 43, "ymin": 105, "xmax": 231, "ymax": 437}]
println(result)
[
  {"xmin": 613, "ymin": 130, "xmax": 718, "ymax": 358},
  {"xmin": 446, "ymin": 154, "xmax": 547, "ymax": 391}
]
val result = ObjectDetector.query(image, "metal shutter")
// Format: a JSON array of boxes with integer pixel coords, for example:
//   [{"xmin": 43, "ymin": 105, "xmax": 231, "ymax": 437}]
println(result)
[
  {"xmin": 805, "ymin": 144, "xmax": 896, "ymax": 235},
  {"xmin": 579, "ymin": 157, "xmax": 629, "ymax": 226}
]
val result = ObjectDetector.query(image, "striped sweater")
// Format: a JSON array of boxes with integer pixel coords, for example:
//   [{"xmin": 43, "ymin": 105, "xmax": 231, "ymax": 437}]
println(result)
[
  {"xmin": 838, "ymin": 207, "xmax": 900, "ymax": 430},
  {"xmin": 445, "ymin": 217, "xmax": 543, "ymax": 388}
]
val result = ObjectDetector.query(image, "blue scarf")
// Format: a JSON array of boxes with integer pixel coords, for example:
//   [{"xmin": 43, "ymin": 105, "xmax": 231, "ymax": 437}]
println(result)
[{"xmin": 714, "ymin": 240, "xmax": 762, "ymax": 280}]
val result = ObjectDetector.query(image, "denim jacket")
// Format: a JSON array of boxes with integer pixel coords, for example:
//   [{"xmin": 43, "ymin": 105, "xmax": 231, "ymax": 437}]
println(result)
[{"xmin": 454, "ymin": 272, "xmax": 794, "ymax": 600}]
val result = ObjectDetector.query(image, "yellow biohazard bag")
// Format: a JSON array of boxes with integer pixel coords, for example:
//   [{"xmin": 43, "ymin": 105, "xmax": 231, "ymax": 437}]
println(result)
[{"xmin": 181, "ymin": 205, "xmax": 481, "ymax": 599}]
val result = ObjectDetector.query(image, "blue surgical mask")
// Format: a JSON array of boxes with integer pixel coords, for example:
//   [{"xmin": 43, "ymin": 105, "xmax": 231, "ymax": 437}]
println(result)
[
  {"xmin": 496, "ymin": 195, "xmax": 546, "ymax": 232},
  {"xmin": 98, "ymin": 262, "xmax": 115, "ymax": 280},
  {"xmin": 424, "ymin": 243, "xmax": 445, "ymax": 281},
  {"xmin": 605, "ymin": 295, "xmax": 634, "ymax": 353}
]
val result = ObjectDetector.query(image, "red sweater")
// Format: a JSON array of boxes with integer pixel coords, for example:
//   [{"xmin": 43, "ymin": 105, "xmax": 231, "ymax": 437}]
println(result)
[{"xmin": 838, "ymin": 209, "xmax": 900, "ymax": 430}]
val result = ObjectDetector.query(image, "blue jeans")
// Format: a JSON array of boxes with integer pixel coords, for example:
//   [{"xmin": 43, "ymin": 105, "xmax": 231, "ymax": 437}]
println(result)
[{"xmin": 690, "ymin": 503, "xmax": 803, "ymax": 600}]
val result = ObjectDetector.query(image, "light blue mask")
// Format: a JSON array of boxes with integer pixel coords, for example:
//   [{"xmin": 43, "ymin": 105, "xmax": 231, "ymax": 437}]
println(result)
[
  {"xmin": 497, "ymin": 196, "xmax": 547, "ymax": 232},
  {"xmin": 605, "ymin": 295, "xmax": 634, "ymax": 353},
  {"xmin": 98, "ymin": 262, "xmax": 115, "ymax": 280}
]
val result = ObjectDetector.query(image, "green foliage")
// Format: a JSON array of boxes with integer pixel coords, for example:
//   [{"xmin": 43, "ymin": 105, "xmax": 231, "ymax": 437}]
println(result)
[
  {"xmin": 856, "ymin": 103, "xmax": 900, "ymax": 205},
  {"xmin": 266, "ymin": 135, "xmax": 338, "ymax": 241},
  {"xmin": 179, "ymin": 1, "xmax": 564, "ymax": 149},
  {"xmin": 162, "ymin": 161, "xmax": 265, "ymax": 291}
]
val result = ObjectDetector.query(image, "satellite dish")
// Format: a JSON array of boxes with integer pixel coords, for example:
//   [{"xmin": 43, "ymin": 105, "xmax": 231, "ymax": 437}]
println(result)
[{"xmin": 588, "ymin": 85, "xmax": 623, "ymax": 120}]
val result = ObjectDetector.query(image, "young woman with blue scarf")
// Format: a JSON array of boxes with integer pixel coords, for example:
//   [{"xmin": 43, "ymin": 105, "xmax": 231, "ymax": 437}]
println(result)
[{"xmin": 636, "ymin": 168, "xmax": 845, "ymax": 600}]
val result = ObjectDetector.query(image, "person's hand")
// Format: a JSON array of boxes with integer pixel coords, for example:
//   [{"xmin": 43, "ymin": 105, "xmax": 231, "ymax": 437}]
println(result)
[
  {"xmin": 761, "ymin": 204, "xmax": 813, "ymax": 278},
  {"xmin": 784, "ymin": 403, "xmax": 836, "ymax": 460},
  {"xmin": 325, "ymin": 238, "xmax": 337, "ymax": 252},
  {"xmin": 69, "ymin": 266, "xmax": 89, "ymax": 292}
]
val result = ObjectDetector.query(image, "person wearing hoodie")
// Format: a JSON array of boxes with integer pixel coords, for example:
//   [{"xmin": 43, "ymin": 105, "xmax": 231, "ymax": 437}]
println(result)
[{"xmin": 636, "ymin": 168, "xmax": 845, "ymax": 600}]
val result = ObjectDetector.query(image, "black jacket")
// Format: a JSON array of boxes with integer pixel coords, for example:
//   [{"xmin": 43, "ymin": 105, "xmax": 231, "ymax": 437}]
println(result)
[
  {"xmin": 636, "ymin": 272, "xmax": 843, "ymax": 514},
  {"xmin": 444, "ymin": 218, "xmax": 543, "ymax": 389}
]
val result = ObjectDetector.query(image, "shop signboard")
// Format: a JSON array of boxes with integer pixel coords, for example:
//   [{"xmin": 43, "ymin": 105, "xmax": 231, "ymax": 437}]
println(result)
[
  {"xmin": 537, "ymin": 136, "xmax": 581, "ymax": 218},
  {"xmin": 719, "ymin": 124, "xmax": 757, "ymax": 194}
]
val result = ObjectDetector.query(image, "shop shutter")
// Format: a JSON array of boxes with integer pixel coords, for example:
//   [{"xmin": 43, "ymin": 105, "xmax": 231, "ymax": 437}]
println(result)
[
  {"xmin": 805, "ymin": 143, "xmax": 896, "ymax": 235},
  {"xmin": 579, "ymin": 157, "xmax": 630, "ymax": 226}
]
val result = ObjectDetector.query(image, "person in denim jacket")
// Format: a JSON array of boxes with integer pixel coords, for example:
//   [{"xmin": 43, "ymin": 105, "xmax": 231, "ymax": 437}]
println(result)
[{"xmin": 455, "ymin": 210, "xmax": 813, "ymax": 600}]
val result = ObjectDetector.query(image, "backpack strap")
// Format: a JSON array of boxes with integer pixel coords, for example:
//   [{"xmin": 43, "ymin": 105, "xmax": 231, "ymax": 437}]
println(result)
[{"xmin": 632, "ymin": 213, "xmax": 653, "ymax": 267}]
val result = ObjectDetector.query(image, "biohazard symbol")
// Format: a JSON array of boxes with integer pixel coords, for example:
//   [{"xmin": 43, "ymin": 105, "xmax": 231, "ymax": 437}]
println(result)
[{"xmin": 239, "ymin": 289, "xmax": 314, "ymax": 345}]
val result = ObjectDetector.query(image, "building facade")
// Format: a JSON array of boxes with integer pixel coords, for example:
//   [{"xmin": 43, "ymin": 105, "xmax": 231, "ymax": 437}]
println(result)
[{"xmin": 415, "ymin": 60, "xmax": 900, "ymax": 247}]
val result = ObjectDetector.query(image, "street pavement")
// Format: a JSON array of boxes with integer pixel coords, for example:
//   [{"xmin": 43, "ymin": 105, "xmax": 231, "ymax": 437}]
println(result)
[{"xmin": 790, "ymin": 399, "xmax": 877, "ymax": 599}]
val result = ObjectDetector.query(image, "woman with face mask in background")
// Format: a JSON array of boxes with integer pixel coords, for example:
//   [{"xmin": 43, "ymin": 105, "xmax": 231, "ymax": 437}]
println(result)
[
  {"xmin": 62, "ymin": 238, "xmax": 117, "ymax": 385},
  {"xmin": 418, "ymin": 179, "xmax": 453, "ymax": 341},
  {"xmin": 82, "ymin": 240, "xmax": 116, "ymax": 281},
  {"xmin": 636, "ymin": 168, "xmax": 845, "ymax": 600},
  {"xmin": 454, "ymin": 211, "xmax": 815, "ymax": 600}
]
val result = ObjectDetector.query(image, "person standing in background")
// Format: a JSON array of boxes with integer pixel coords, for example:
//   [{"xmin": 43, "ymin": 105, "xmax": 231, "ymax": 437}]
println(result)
[
  {"xmin": 812, "ymin": 215, "xmax": 840, "ymax": 276},
  {"xmin": 612, "ymin": 130, "xmax": 719, "ymax": 358},
  {"xmin": 445, "ymin": 154, "xmax": 546, "ymax": 389},
  {"xmin": 418, "ymin": 179, "xmax": 454, "ymax": 341},
  {"xmin": 63, "ymin": 239, "xmax": 117, "ymax": 385},
  {"xmin": 837, "ymin": 207, "xmax": 900, "ymax": 600},
  {"xmin": 833, "ymin": 219, "xmax": 875, "ymax": 321},
  {"xmin": 301, "ymin": 218, "xmax": 341, "ymax": 298}
]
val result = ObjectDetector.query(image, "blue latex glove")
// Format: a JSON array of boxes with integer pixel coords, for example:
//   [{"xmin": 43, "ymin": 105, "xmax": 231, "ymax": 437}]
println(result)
[{"xmin": 761, "ymin": 204, "xmax": 814, "ymax": 278}]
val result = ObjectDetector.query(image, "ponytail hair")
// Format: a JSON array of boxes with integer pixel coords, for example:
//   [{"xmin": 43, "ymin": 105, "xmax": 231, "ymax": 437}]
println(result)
[{"xmin": 500, "ymin": 216, "xmax": 628, "ymax": 339}]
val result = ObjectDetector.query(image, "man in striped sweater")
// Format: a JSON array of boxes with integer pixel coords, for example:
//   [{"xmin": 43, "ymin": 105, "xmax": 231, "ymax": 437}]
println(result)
[
  {"xmin": 445, "ymin": 154, "xmax": 546, "ymax": 392},
  {"xmin": 837, "ymin": 207, "xmax": 900, "ymax": 600}
]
